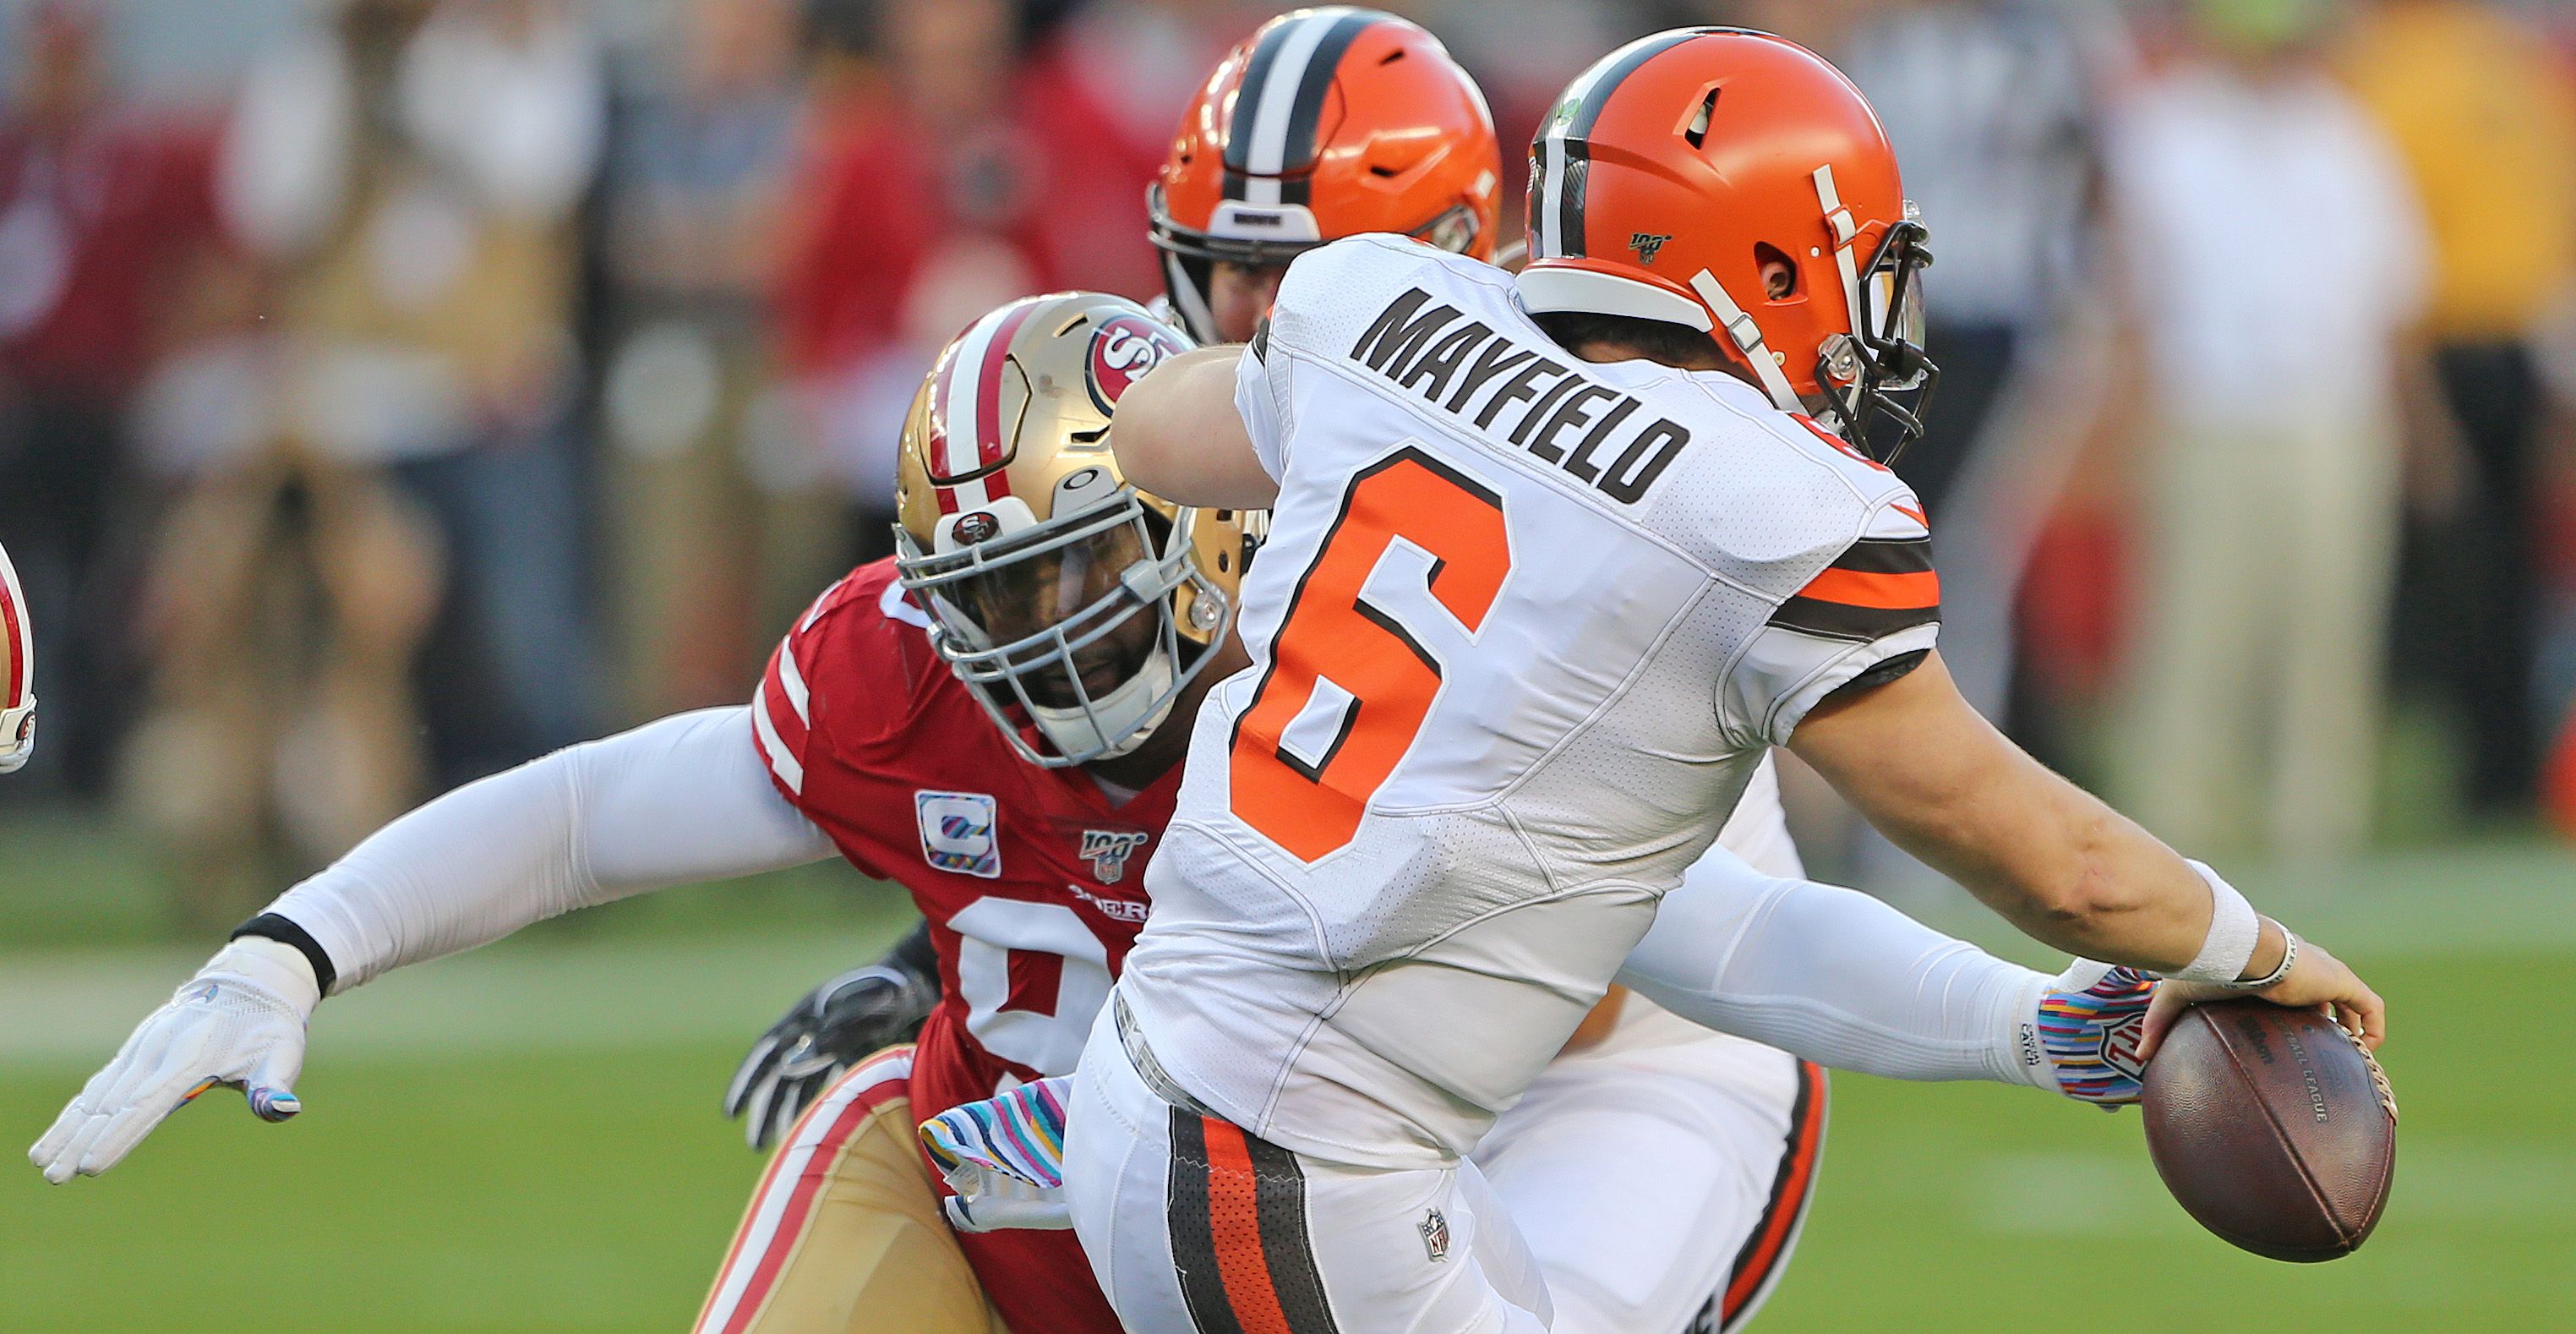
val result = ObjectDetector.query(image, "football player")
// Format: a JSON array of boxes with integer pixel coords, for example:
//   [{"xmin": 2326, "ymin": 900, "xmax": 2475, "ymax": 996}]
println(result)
[
  {"xmin": 1070, "ymin": 29, "xmax": 2387, "ymax": 1333},
  {"xmin": 2, "ymin": 539, "xmax": 35, "ymax": 774},
  {"xmin": 717, "ymin": 10, "xmax": 1837, "ymax": 1331},
  {"xmin": 35, "ymin": 287, "xmax": 2173, "ymax": 1334}
]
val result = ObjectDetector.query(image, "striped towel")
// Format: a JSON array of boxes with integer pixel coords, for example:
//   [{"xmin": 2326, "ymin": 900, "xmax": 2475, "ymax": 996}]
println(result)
[{"xmin": 919, "ymin": 1077, "xmax": 1075, "ymax": 1232}]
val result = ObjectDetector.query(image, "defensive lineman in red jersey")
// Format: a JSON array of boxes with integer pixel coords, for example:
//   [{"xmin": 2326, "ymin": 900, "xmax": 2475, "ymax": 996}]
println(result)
[{"xmin": 716, "ymin": 567, "xmax": 1171, "ymax": 1334}]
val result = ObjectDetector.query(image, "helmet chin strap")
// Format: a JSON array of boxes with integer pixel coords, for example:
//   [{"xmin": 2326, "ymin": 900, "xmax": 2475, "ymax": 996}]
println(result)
[
  {"xmin": 1687, "ymin": 270, "xmax": 1804, "ymax": 413},
  {"xmin": 1810, "ymin": 163, "xmax": 1875, "ymax": 430},
  {"xmin": 1683, "ymin": 166, "xmax": 1880, "ymax": 429},
  {"xmin": 1028, "ymin": 645, "xmax": 1179, "ymax": 763},
  {"xmin": 1812, "ymin": 164, "xmax": 1867, "ymax": 342}
]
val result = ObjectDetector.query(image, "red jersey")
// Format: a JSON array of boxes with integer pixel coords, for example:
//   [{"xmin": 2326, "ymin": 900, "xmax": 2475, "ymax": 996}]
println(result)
[{"xmin": 750, "ymin": 558, "xmax": 1167, "ymax": 1334}]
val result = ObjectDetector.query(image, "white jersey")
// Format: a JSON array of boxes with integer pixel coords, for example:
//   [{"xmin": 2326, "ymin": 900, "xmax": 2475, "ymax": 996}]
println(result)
[{"xmin": 1118, "ymin": 236, "xmax": 1938, "ymax": 1169}]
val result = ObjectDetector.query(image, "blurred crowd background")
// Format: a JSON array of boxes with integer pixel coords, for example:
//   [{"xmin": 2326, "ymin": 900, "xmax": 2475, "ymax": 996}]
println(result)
[{"xmin": 3, "ymin": 0, "xmax": 2573, "ymax": 933}]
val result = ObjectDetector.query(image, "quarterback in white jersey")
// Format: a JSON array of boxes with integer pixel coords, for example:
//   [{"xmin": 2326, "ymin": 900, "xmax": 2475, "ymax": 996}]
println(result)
[
  {"xmin": 1118, "ymin": 235, "xmax": 1934, "ymax": 1170},
  {"xmin": 1068, "ymin": 30, "xmax": 2384, "ymax": 1333}
]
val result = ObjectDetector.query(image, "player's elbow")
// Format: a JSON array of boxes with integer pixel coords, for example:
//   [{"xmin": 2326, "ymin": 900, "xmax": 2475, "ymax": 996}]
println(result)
[
  {"xmin": 2015, "ymin": 838, "xmax": 2160, "ymax": 955},
  {"xmin": 1109, "ymin": 352, "xmax": 1204, "ymax": 495}
]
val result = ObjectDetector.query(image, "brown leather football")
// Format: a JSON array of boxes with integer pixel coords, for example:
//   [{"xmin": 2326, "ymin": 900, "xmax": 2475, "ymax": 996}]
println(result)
[{"xmin": 2141, "ymin": 999, "xmax": 2397, "ymax": 1261}]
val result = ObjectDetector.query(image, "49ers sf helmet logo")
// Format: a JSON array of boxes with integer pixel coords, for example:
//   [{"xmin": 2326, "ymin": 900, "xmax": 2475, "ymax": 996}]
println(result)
[{"xmin": 1084, "ymin": 314, "xmax": 1189, "ymax": 413}]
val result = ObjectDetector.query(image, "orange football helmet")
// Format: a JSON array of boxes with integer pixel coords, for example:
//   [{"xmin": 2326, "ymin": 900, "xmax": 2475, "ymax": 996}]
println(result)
[
  {"xmin": 1149, "ymin": 6, "xmax": 1500, "ymax": 341},
  {"xmin": 1518, "ymin": 29, "xmax": 1936, "ymax": 462}
]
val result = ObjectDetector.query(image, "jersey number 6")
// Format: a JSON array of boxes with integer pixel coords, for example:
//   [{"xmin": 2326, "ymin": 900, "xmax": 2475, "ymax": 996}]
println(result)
[{"xmin": 1229, "ymin": 447, "xmax": 1511, "ymax": 861}]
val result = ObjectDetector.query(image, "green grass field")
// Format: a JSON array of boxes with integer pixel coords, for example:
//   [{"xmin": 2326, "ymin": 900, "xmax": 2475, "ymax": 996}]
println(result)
[{"xmin": 2, "ymin": 821, "xmax": 2570, "ymax": 1331}]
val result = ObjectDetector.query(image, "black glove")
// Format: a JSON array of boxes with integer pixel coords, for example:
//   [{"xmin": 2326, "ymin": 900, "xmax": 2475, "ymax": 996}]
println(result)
[{"xmin": 723, "ymin": 921, "xmax": 941, "ymax": 1151}]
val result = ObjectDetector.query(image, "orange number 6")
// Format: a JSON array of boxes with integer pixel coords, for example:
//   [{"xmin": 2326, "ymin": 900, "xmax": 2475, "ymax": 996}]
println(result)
[{"xmin": 1229, "ymin": 448, "xmax": 1512, "ymax": 861}]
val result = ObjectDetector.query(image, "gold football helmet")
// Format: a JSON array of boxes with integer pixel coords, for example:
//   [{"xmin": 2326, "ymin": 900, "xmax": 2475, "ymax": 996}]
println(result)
[{"xmin": 892, "ymin": 292, "xmax": 1249, "ymax": 767}]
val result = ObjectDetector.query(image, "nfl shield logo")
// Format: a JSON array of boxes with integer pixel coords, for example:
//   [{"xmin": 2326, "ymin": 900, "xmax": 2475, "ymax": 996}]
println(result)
[
  {"xmin": 915, "ymin": 791, "xmax": 1001, "ymax": 878},
  {"xmin": 1419, "ymin": 1209, "xmax": 1449, "ymax": 1263},
  {"xmin": 2099, "ymin": 1011, "xmax": 2147, "ymax": 1081},
  {"xmin": 1078, "ymin": 829, "xmax": 1150, "ymax": 884}
]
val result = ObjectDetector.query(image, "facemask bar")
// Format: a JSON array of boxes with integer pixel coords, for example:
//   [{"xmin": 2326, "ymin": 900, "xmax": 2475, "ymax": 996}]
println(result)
[
  {"xmin": 896, "ymin": 490, "xmax": 1236, "ymax": 768},
  {"xmin": 1809, "ymin": 178, "xmax": 1937, "ymax": 467}
]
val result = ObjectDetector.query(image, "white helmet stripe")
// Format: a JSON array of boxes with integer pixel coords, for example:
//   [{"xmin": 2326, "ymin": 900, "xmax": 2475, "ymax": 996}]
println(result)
[
  {"xmin": 1236, "ymin": 9, "xmax": 1349, "ymax": 206},
  {"xmin": 940, "ymin": 305, "xmax": 1018, "ymax": 481}
]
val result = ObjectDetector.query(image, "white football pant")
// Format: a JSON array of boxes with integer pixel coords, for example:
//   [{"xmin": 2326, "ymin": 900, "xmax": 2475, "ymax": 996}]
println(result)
[{"xmin": 1062, "ymin": 996, "xmax": 1818, "ymax": 1334}]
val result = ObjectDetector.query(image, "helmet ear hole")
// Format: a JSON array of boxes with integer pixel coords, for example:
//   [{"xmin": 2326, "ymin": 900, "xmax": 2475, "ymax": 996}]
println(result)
[
  {"xmin": 1681, "ymin": 84, "xmax": 1720, "ymax": 149},
  {"xmin": 1753, "ymin": 243, "xmax": 1798, "ymax": 299}
]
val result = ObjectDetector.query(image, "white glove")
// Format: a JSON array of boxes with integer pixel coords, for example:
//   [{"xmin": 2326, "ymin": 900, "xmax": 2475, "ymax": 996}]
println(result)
[
  {"xmin": 30, "ymin": 938, "xmax": 319, "ymax": 1184},
  {"xmin": 940, "ymin": 1172, "xmax": 1075, "ymax": 1233}
]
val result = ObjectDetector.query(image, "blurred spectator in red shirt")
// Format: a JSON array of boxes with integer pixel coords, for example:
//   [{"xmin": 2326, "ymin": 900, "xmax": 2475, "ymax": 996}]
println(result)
[
  {"xmin": 773, "ymin": 0, "xmax": 1171, "ymax": 560},
  {"xmin": 0, "ymin": 0, "xmax": 221, "ymax": 795},
  {"xmin": 600, "ymin": 0, "xmax": 805, "ymax": 718}
]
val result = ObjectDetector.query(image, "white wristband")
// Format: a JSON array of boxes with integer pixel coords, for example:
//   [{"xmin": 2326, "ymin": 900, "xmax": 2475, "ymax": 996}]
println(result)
[{"xmin": 2172, "ymin": 860, "xmax": 2261, "ymax": 983}]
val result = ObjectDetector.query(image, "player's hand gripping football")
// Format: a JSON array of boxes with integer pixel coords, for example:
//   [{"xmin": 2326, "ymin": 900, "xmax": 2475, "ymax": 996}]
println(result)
[
  {"xmin": 724, "ymin": 950, "xmax": 939, "ymax": 1151},
  {"xmin": 2031, "ymin": 959, "xmax": 2158, "ymax": 1108},
  {"xmin": 30, "ymin": 938, "xmax": 317, "ymax": 1184},
  {"xmin": 2139, "ymin": 924, "xmax": 2385, "ymax": 1063}
]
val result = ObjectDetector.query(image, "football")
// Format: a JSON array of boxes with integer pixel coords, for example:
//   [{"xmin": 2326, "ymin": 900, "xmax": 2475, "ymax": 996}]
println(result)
[{"xmin": 2141, "ymin": 999, "xmax": 2398, "ymax": 1261}]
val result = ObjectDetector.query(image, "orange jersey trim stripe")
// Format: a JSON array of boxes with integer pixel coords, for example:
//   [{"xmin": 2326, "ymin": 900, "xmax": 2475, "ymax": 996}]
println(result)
[
  {"xmin": 1721, "ymin": 1061, "xmax": 1828, "ymax": 1326},
  {"xmin": 1795, "ymin": 566, "xmax": 1939, "ymax": 611}
]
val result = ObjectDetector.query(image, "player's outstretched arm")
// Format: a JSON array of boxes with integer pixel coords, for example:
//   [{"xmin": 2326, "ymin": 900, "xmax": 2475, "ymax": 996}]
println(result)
[
  {"xmin": 31, "ymin": 707, "xmax": 837, "ymax": 1183},
  {"xmin": 1619, "ymin": 844, "xmax": 2155, "ymax": 1105},
  {"xmin": 1110, "ymin": 344, "xmax": 1279, "ymax": 509},
  {"xmin": 1787, "ymin": 652, "xmax": 2384, "ymax": 1048}
]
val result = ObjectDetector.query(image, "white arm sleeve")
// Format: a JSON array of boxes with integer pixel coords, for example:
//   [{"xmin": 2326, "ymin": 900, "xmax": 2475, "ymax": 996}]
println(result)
[
  {"xmin": 1618, "ymin": 844, "xmax": 2055, "ymax": 1088},
  {"xmin": 1235, "ymin": 332, "xmax": 1291, "ymax": 480},
  {"xmin": 267, "ymin": 706, "xmax": 837, "ymax": 993}
]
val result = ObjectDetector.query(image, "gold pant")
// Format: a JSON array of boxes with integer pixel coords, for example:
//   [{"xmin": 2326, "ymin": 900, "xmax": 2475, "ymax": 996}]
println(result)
[{"xmin": 692, "ymin": 1047, "xmax": 1007, "ymax": 1334}]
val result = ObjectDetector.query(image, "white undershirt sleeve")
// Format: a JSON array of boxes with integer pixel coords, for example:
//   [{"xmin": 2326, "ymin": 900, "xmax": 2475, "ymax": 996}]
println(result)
[
  {"xmin": 1618, "ymin": 844, "xmax": 2055, "ymax": 1088},
  {"xmin": 1234, "ymin": 335, "xmax": 1291, "ymax": 481},
  {"xmin": 266, "ymin": 706, "xmax": 837, "ymax": 993}
]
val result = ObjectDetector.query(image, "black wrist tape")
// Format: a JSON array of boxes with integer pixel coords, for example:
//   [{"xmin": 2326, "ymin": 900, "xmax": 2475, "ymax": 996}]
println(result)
[{"xmin": 230, "ymin": 913, "xmax": 340, "ymax": 996}]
